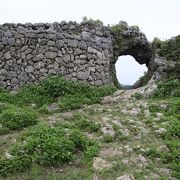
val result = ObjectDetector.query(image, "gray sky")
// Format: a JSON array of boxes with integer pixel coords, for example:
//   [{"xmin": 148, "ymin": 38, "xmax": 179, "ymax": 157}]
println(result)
[
  {"xmin": 115, "ymin": 56, "xmax": 147, "ymax": 85},
  {"xmin": 0, "ymin": 0, "xmax": 179, "ymax": 85}
]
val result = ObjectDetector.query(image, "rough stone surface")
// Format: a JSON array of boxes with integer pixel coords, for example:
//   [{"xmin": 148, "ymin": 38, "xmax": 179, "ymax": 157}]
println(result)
[
  {"xmin": 116, "ymin": 174, "xmax": 135, "ymax": 180},
  {"xmin": 0, "ymin": 21, "xmax": 154, "ymax": 90},
  {"xmin": 0, "ymin": 22, "xmax": 115, "ymax": 90},
  {"xmin": 93, "ymin": 157, "xmax": 113, "ymax": 170}
]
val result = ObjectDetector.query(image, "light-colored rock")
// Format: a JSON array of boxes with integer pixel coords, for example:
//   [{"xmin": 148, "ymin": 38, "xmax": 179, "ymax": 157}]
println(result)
[
  {"xmin": 132, "ymin": 154, "xmax": 148, "ymax": 168},
  {"xmin": 156, "ymin": 112, "xmax": 163, "ymax": 118},
  {"xmin": 93, "ymin": 157, "xmax": 113, "ymax": 170},
  {"xmin": 116, "ymin": 174, "xmax": 135, "ymax": 180},
  {"xmin": 121, "ymin": 128, "xmax": 130, "ymax": 136},
  {"xmin": 25, "ymin": 66, "xmax": 34, "ymax": 73},
  {"xmin": 155, "ymin": 128, "xmax": 167, "ymax": 134},
  {"xmin": 101, "ymin": 124, "xmax": 115, "ymax": 137},
  {"xmin": 157, "ymin": 145, "xmax": 169, "ymax": 152},
  {"xmin": 61, "ymin": 112, "xmax": 74, "ymax": 120},
  {"xmin": 100, "ymin": 147, "xmax": 123, "ymax": 157},
  {"xmin": 45, "ymin": 52, "xmax": 57, "ymax": 59},
  {"xmin": 5, "ymin": 152, "xmax": 14, "ymax": 159},
  {"xmin": 157, "ymin": 168, "xmax": 171, "ymax": 176}
]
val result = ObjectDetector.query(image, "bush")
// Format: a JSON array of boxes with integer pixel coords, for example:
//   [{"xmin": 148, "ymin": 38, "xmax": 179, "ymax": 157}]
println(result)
[
  {"xmin": 103, "ymin": 135, "xmax": 114, "ymax": 143},
  {"xmin": 152, "ymin": 35, "xmax": 180, "ymax": 62},
  {"xmin": 82, "ymin": 16, "xmax": 103, "ymax": 26},
  {"xmin": 132, "ymin": 92, "xmax": 143, "ymax": 99},
  {"xmin": 73, "ymin": 113, "xmax": 101, "ymax": 132},
  {"xmin": 153, "ymin": 78, "xmax": 180, "ymax": 98},
  {"xmin": 0, "ymin": 155, "xmax": 31, "ymax": 176},
  {"xmin": 0, "ymin": 107, "xmax": 37, "ymax": 130},
  {"xmin": 0, "ymin": 76, "xmax": 116, "ymax": 111},
  {"xmin": 0, "ymin": 103, "xmax": 8, "ymax": 114},
  {"xmin": 84, "ymin": 143, "xmax": 99, "ymax": 161},
  {"xmin": 11, "ymin": 123, "xmax": 75, "ymax": 165},
  {"xmin": 13, "ymin": 85, "xmax": 53, "ymax": 107},
  {"xmin": 59, "ymin": 94, "xmax": 90, "ymax": 110},
  {"xmin": 0, "ymin": 127, "xmax": 10, "ymax": 135},
  {"xmin": 0, "ymin": 122, "xmax": 99, "ymax": 176}
]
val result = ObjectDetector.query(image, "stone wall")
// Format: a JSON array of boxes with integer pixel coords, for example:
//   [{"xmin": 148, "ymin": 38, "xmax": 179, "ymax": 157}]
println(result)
[{"xmin": 0, "ymin": 22, "xmax": 114, "ymax": 90}]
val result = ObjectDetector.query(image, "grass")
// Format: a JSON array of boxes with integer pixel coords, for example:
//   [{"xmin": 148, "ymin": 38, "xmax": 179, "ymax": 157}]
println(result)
[
  {"xmin": 146, "ymin": 96, "xmax": 180, "ymax": 178},
  {"xmin": 0, "ymin": 106, "xmax": 37, "ymax": 130},
  {"xmin": 0, "ymin": 75, "xmax": 179, "ymax": 179},
  {"xmin": 0, "ymin": 76, "xmax": 117, "ymax": 177},
  {"xmin": 0, "ymin": 76, "xmax": 117, "ymax": 111},
  {"xmin": 0, "ymin": 121, "xmax": 100, "ymax": 176}
]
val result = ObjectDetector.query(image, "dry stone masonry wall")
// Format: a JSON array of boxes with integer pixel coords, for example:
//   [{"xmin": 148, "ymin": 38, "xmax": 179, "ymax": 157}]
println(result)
[
  {"xmin": 0, "ymin": 22, "xmax": 114, "ymax": 90},
  {"xmin": 0, "ymin": 21, "xmax": 154, "ymax": 90}
]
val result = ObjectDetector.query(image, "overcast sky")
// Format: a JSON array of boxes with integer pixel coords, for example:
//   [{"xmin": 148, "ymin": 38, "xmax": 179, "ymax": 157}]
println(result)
[{"xmin": 0, "ymin": 0, "xmax": 179, "ymax": 85}]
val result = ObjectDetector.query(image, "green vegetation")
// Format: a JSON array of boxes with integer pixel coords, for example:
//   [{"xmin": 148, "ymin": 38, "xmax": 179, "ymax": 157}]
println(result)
[
  {"xmin": 0, "ymin": 76, "xmax": 116, "ymax": 111},
  {"xmin": 82, "ymin": 16, "xmax": 103, "ymax": 26},
  {"xmin": 147, "ymin": 76, "xmax": 180, "ymax": 178},
  {"xmin": 0, "ymin": 107, "xmax": 37, "ymax": 130},
  {"xmin": 152, "ymin": 35, "xmax": 180, "ymax": 62},
  {"xmin": 0, "ymin": 76, "xmax": 117, "ymax": 177},
  {"xmin": 73, "ymin": 113, "xmax": 101, "ymax": 133},
  {"xmin": 110, "ymin": 22, "xmax": 140, "ymax": 60},
  {"xmin": 147, "ymin": 98, "xmax": 180, "ymax": 178},
  {"xmin": 0, "ymin": 122, "xmax": 99, "ymax": 176},
  {"xmin": 133, "ymin": 71, "xmax": 151, "ymax": 88},
  {"xmin": 132, "ymin": 92, "xmax": 144, "ymax": 100},
  {"xmin": 153, "ymin": 77, "xmax": 180, "ymax": 98},
  {"xmin": 152, "ymin": 35, "xmax": 180, "ymax": 79}
]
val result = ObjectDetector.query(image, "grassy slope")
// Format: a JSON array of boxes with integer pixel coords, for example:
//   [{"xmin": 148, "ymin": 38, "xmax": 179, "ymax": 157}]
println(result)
[
  {"xmin": 0, "ymin": 75, "xmax": 179, "ymax": 179},
  {"xmin": 0, "ymin": 35, "xmax": 179, "ymax": 179}
]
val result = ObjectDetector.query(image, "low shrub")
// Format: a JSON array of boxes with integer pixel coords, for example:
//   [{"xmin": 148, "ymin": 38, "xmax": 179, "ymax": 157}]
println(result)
[
  {"xmin": 0, "ymin": 127, "xmax": 10, "ymax": 135},
  {"xmin": 84, "ymin": 143, "xmax": 99, "ymax": 161},
  {"xmin": 73, "ymin": 113, "xmax": 101, "ymax": 133},
  {"xmin": 153, "ymin": 78, "xmax": 180, "ymax": 98},
  {"xmin": 132, "ymin": 92, "xmax": 144, "ymax": 100},
  {"xmin": 59, "ymin": 94, "xmax": 90, "ymax": 110},
  {"xmin": 0, "ymin": 103, "xmax": 8, "ymax": 114},
  {"xmin": 0, "ymin": 107, "xmax": 37, "ymax": 130},
  {"xmin": 0, "ymin": 122, "xmax": 99, "ymax": 176},
  {"xmin": 0, "ymin": 76, "xmax": 116, "ymax": 111},
  {"xmin": 0, "ymin": 155, "xmax": 31, "ymax": 176},
  {"xmin": 148, "ymin": 97, "xmax": 180, "ymax": 178},
  {"xmin": 103, "ymin": 135, "xmax": 114, "ymax": 143}
]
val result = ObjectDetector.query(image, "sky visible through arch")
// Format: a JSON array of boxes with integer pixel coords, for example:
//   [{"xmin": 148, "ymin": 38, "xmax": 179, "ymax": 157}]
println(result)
[
  {"xmin": 115, "ymin": 56, "xmax": 147, "ymax": 85},
  {"xmin": 0, "ymin": 0, "xmax": 179, "ymax": 84}
]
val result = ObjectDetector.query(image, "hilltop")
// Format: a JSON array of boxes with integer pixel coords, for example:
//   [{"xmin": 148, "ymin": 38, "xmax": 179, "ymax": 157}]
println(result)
[{"xmin": 0, "ymin": 20, "xmax": 179, "ymax": 179}]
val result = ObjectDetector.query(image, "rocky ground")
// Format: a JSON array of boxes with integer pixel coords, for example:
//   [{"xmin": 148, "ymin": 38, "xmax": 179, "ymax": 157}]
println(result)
[
  {"xmin": 0, "ymin": 87, "xmax": 176, "ymax": 180},
  {"xmin": 46, "ymin": 88, "xmax": 174, "ymax": 179}
]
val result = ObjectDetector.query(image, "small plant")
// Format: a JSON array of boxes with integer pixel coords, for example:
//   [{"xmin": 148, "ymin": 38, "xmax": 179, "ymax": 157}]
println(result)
[
  {"xmin": 153, "ymin": 78, "xmax": 180, "ymax": 98},
  {"xmin": 0, "ymin": 106, "xmax": 37, "ymax": 130},
  {"xmin": 115, "ymin": 130, "xmax": 129, "ymax": 141},
  {"xmin": 84, "ymin": 142, "xmax": 100, "ymax": 161},
  {"xmin": 0, "ymin": 155, "xmax": 32, "ymax": 176},
  {"xmin": 59, "ymin": 94, "xmax": 90, "ymax": 110},
  {"xmin": 132, "ymin": 92, "xmax": 143, "ymax": 99},
  {"xmin": 0, "ymin": 122, "xmax": 99, "ymax": 176},
  {"xmin": 0, "ymin": 127, "xmax": 10, "ymax": 135},
  {"xmin": 82, "ymin": 16, "xmax": 103, "ymax": 26},
  {"xmin": 103, "ymin": 134, "xmax": 114, "ymax": 143},
  {"xmin": 37, "ymin": 104, "xmax": 50, "ymax": 114},
  {"xmin": 0, "ymin": 103, "xmax": 8, "ymax": 114},
  {"xmin": 74, "ymin": 113, "xmax": 101, "ymax": 133}
]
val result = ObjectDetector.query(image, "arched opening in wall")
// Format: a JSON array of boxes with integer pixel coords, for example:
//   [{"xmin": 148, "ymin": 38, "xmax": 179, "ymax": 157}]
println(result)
[{"xmin": 115, "ymin": 55, "xmax": 148, "ymax": 89}]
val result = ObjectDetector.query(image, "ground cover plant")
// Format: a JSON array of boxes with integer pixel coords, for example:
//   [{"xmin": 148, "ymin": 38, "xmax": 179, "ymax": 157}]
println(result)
[{"xmin": 0, "ymin": 76, "xmax": 116, "ymax": 177}]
